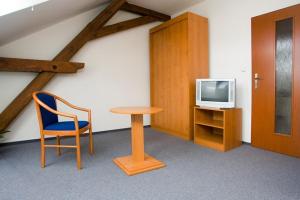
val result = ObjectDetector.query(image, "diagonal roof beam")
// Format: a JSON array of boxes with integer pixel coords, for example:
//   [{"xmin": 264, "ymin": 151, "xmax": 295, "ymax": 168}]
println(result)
[
  {"xmin": 0, "ymin": 57, "xmax": 84, "ymax": 73},
  {"xmin": 0, "ymin": 0, "xmax": 126, "ymax": 132},
  {"xmin": 121, "ymin": 2, "xmax": 171, "ymax": 21},
  {"xmin": 0, "ymin": 0, "xmax": 172, "ymax": 133},
  {"xmin": 54, "ymin": 0, "xmax": 127, "ymax": 61},
  {"xmin": 91, "ymin": 16, "xmax": 157, "ymax": 40}
]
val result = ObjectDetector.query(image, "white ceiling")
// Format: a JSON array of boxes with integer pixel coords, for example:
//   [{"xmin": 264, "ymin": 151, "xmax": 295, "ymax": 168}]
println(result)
[
  {"xmin": 0, "ymin": 0, "xmax": 205, "ymax": 46},
  {"xmin": 0, "ymin": 0, "xmax": 49, "ymax": 17}
]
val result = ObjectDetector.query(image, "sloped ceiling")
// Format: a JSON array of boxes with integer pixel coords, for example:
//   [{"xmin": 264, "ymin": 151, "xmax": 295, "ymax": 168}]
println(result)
[{"xmin": 0, "ymin": 0, "xmax": 205, "ymax": 46}]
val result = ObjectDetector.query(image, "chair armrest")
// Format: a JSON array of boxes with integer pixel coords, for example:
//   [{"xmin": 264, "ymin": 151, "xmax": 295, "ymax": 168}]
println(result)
[
  {"xmin": 54, "ymin": 96, "xmax": 92, "ymax": 124},
  {"xmin": 55, "ymin": 96, "xmax": 90, "ymax": 113},
  {"xmin": 35, "ymin": 97, "xmax": 77, "ymax": 119}
]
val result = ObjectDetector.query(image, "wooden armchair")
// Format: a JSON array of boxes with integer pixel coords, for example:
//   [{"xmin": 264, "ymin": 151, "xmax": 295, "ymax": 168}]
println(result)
[{"xmin": 32, "ymin": 91, "xmax": 94, "ymax": 170}]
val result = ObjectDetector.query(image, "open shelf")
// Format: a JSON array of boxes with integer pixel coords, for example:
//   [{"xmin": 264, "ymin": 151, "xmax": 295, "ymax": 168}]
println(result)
[
  {"xmin": 195, "ymin": 119, "xmax": 224, "ymax": 129},
  {"xmin": 194, "ymin": 106, "xmax": 242, "ymax": 152},
  {"xmin": 194, "ymin": 124, "xmax": 224, "ymax": 151}
]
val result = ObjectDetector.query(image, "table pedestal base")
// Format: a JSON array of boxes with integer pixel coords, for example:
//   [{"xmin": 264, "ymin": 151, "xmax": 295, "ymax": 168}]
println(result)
[{"xmin": 113, "ymin": 154, "xmax": 165, "ymax": 176}]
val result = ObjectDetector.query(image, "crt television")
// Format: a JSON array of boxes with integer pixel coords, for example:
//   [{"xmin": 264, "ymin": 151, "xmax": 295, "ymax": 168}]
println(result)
[{"xmin": 196, "ymin": 79, "xmax": 236, "ymax": 108}]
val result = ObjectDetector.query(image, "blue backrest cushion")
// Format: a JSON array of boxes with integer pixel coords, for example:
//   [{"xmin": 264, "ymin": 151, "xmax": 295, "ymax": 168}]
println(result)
[{"xmin": 36, "ymin": 93, "xmax": 58, "ymax": 128}]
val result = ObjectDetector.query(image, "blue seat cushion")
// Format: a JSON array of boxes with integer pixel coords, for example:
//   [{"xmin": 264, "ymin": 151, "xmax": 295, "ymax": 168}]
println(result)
[{"xmin": 44, "ymin": 121, "xmax": 89, "ymax": 131}]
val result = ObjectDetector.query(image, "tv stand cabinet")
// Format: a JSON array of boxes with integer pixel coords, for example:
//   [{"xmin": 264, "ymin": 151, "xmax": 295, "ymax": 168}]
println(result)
[{"xmin": 194, "ymin": 107, "xmax": 242, "ymax": 152}]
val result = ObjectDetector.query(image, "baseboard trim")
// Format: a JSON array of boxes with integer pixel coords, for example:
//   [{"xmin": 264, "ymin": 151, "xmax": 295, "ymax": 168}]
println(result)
[
  {"xmin": 0, "ymin": 125, "xmax": 151, "ymax": 147},
  {"xmin": 242, "ymin": 141, "xmax": 251, "ymax": 145}
]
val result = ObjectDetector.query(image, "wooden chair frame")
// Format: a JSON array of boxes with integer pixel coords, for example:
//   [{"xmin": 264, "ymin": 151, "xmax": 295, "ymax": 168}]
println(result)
[{"xmin": 32, "ymin": 91, "xmax": 94, "ymax": 170}]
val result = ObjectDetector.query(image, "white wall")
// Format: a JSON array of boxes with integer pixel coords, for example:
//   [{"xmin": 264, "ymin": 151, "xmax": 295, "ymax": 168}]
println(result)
[
  {"xmin": 0, "ymin": 5, "xmax": 159, "ymax": 142},
  {"xmin": 176, "ymin": 0, "xmax": 300, "ymax": 143},
  {"xmin": 3, "ymin": 0, "xmax": 300, "ymax": 143}
]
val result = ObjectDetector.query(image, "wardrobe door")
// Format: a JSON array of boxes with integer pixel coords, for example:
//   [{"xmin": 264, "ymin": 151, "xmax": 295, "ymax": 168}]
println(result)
[{"xmin": 150, "ymin": 19, "xmax": 190, "ymax": 138}]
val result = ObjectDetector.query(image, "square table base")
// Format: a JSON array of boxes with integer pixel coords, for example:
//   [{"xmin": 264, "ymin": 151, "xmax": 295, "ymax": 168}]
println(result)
[{"xmin": 113, "ymin": 154, "xmax": 166, "ymax": 176}]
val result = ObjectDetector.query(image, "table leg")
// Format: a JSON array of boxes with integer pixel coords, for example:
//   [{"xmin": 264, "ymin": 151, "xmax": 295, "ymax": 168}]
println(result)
[
  {"xmin": 113, "ymin": 114, "xmax": 166, "ymax": 176},
  {"xmin": 131, "ymin": 114, "xmax": 144, "ymax": 162}
]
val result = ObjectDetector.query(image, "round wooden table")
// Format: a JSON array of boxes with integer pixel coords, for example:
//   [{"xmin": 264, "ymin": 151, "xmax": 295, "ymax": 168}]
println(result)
[{"xmin": 110, "ymin": 107, "xmax": 165, "ymax": 176}]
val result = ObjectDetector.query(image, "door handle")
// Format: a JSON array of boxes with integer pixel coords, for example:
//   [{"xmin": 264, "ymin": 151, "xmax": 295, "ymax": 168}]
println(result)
[{"xmin": 254, "ymin": 73, "xmax": 262, "ymax": 89}]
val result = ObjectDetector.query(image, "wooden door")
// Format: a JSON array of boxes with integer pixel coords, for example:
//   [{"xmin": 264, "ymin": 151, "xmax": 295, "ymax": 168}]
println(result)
[
  {"xmin": 150, "ymin": 19, "xmax": 190, "ymax": 138},
  {"xmin": 252, "ymin": 4, "xmax": 300, "ymax": 157}
]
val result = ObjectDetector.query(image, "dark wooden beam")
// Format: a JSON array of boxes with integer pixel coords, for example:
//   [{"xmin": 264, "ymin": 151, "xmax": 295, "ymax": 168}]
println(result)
[
  {"xmin": 91, "ymin": 16, "xmax": 157, "ymax": 40},
  {"xmin": 0, "ymin": 57, "xmax": 84, "ymax": 73},
  {"xmin": 0, "ymin": 0, "xmax": 126, "ymax": 132},
  {"xmin": 121, "ymin": 2, "xmax": 171, "ymax": 21},
  {"xmin": 54, "ymin": 0, "xmax": 127, "ymax": 61}
]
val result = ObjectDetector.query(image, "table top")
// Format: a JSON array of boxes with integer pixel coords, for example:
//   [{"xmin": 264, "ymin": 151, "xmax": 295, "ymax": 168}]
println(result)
[{"xmin": 110, "ymin": 107, "xmax": 163, "ymax": 115}]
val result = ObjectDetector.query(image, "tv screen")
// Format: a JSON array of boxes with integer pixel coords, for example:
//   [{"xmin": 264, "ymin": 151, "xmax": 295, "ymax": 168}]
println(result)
[{"xmin": 201, "ymin": 81, "xmax": 229, "ymax": 102}]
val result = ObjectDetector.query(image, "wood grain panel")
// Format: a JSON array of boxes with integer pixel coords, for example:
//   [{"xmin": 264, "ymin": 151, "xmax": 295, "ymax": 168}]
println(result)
[
  {"xmin": 150, "ymin": 12, "xmax": 208, "ymax": 140},
  {"xmin": 151, "ymin": 19, "xmax": 189, "ymax": 139},
  {"xmin": 224, "ymin": 108, "xmax": 242, "ymax": 151},
  {"xmin": 187, "ymin": 13, "xmax": 209, "ymax": 139}
]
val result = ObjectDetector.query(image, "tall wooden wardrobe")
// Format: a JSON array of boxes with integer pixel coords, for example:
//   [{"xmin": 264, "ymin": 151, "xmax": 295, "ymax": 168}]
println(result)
[{"xmin": 150, "ymin": 12, "xmax": 209, "ymax": 140}]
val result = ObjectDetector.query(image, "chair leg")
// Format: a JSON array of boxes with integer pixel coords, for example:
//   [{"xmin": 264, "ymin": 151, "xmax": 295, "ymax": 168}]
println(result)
[
  {"xmin": 76, "ymin": 134, "xmax": 81, "ymax": 170},
  {"xmin": 56, "ymin": 136, "xmax": 61, "ymax": 156},
  {"xmin": 89, "ymin": 127, "xmax": 94, "ymax": 155},
  {"xmin": 41, "ymin": 135, "xmax": 45, "ymax": 168}
]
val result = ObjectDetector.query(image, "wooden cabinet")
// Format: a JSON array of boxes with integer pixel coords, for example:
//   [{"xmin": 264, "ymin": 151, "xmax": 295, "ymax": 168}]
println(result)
[
  {"xmin": 194, "ymin": 107, "xmax": 242, "ymax": 152},
  {"xmin": 150, "ymin": 12, "xmax": 208, "ymax": 140}
]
